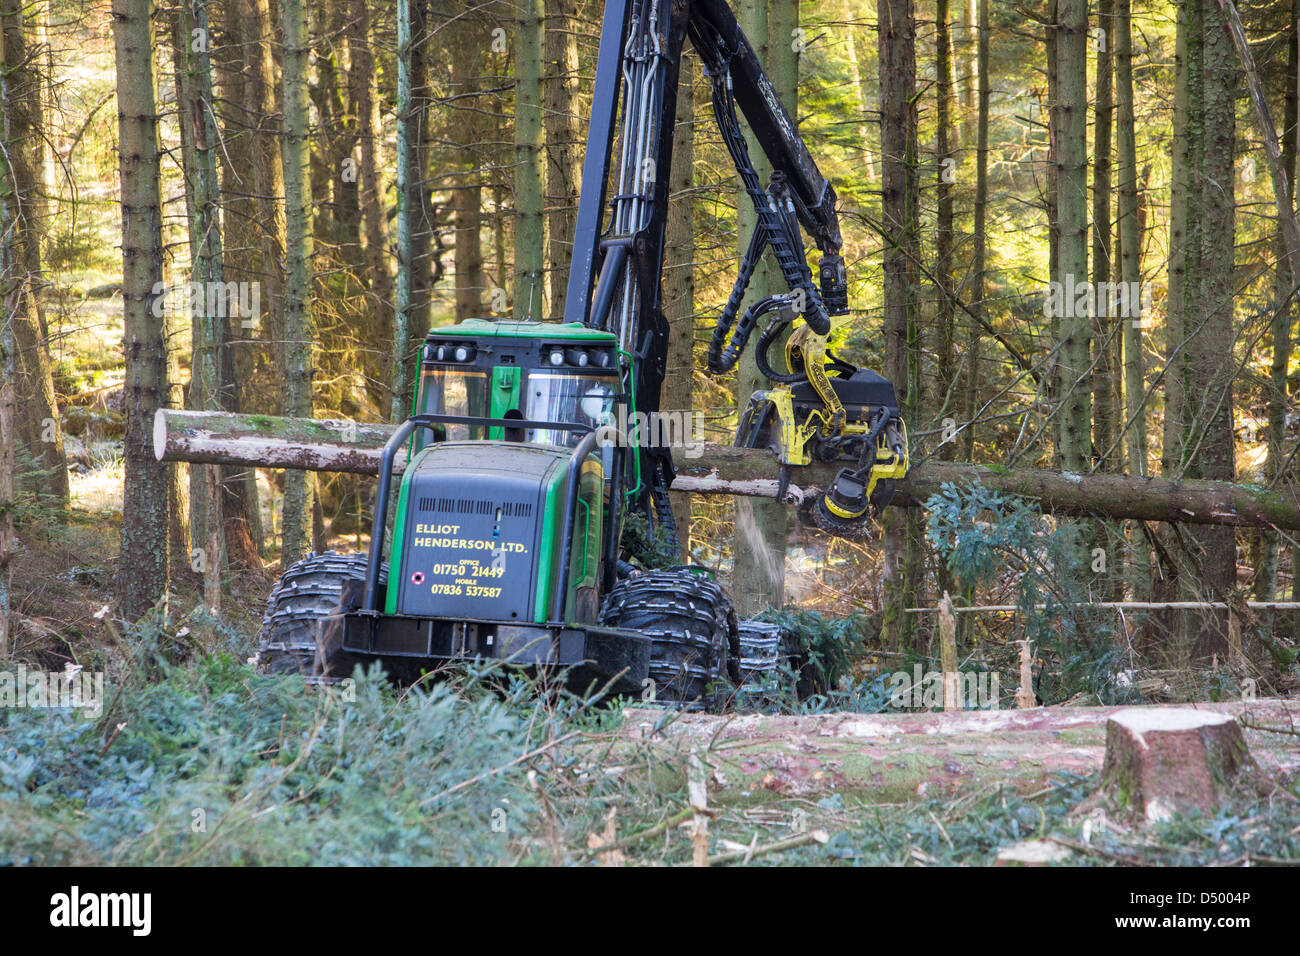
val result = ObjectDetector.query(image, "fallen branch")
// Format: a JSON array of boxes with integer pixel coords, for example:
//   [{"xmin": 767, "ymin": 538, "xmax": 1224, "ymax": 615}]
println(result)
[{"xmin": 703, "ymin": 828, "xmax": 829, "ymax": 866}]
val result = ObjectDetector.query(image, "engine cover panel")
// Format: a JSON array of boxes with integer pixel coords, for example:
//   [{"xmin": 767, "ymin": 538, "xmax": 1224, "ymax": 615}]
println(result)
[{"xmin": 394, "ymin": 442, "xmax": 566, "ymax": 622}]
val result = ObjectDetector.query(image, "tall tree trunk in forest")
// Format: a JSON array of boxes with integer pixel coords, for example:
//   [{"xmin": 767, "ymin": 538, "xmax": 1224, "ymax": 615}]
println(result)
[
  {"xmin": 1091, "ymin": 0, "xmax": 1116, "ymax": 467},
  {"xmin": 1, "ymin": 0, "xmax": 25, "ymax": 652},
  {"xmin": 1164, "ymin": 5, "xmax": 1189, "ymax": 479},
  {"xmin": 544, "ymin": 0, "xmax": 581, "ymax": 320},
  {"xmin": 1152, "ymin": 0, "xmax": 1197, "ymax": 636},
  {"xmin": 280, "ymin": 0, "xmax": 315, "ymax": 565},
  {"xmin": 963, "ymin": 0, "xmax": 978, "ymax": 150},
  {"xmin": 965, "ymin": 0, "xmax": 988, "ymax": 462},
  {"xmin": 935, "ymin": 0, "xmax": 955, "ymax": 457},
  {"xmin": 1045, "ymin": 0, "xmax": 1059, "ymax": 342},
  {"xmin": 934, "ymin": 0, "xmax": 961, "ymax": 627},
  {"xmin": 1054, "ymin": 0, "xmax": 1090, "ymax": 473},
  {"xmin": 664, "ymin": 51, "xmax": 696, "ymax": 550},
  {"xmin": 845, "ymin": 23, "xmax": 877, "ymax": 183},
  {"xmin": 408, "ymin": 0, "xmax": 435, "ymax": 372},
  {"xmin": 1, "ymin": 0, "xmax": 67, "ymax": 505},
  {"xmin": 1115, "ymin": 0, "xmax": 1145, "ymax": 477},
  {"xmin": 514, "ymin": 0, "xmax": 545, "ymax": 321},
  {"xmin": 878, "ymin": 0, "xmax": 921, "ymax": 650},
  {"xmin": 1255, "ymin": 5, "xmax": 1297, "ymax": 602},
  {"xmin": 731, "ymin": 0, "xmax": 787, "ymax": 617},
  {"xmin": 175, "ymin": 0, "xmax": 227, "ymax": 583},
  {"xmin": 348, "ymin": 0, "xmax": 392, "ymax": 413},
  {"xmin": 1183, "ymin": 0, "xmax": 1237, "ymax": 658},
  {"xmin": 112, "ymin": 0, "xmax": 170, "ymax": 617},
  {"xmin": 447, "ymin": 8, "xmax": 485, "ymax": 325},
  {"xmin": 393, "ymin": 0, "xmax": 414, "ymax": 421},
  {"xmin": 213, "ymin": 0, "xmax": 279, "ymax": 558}
]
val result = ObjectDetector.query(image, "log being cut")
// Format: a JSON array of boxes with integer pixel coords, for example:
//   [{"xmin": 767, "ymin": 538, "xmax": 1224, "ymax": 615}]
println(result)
[{"xmin": 153, "ymin": 408, "xmax": 1300, "ymax": 531}]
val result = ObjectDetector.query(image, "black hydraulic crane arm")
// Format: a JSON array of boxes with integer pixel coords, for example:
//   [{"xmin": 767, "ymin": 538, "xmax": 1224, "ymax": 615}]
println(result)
[
  {"xmin": 688, "ymin": 0, "xmax": 845, "ymax": 269},
  {"xmin": 559, "ymin": 0, "xmax": 851, "ymax": 537},
  {"xmin": 563, "ymin": 0, "xmax": 847, "ymax": 335}
]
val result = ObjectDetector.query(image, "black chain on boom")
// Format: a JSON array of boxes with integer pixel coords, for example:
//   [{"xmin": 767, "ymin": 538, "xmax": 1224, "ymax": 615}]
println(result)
[{"xmin": 705, "ymin": 65, "xmax": 830, "ymax": 348}]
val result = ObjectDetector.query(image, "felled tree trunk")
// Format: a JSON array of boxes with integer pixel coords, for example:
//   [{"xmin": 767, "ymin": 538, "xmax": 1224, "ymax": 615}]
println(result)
[
  {"xmin": 1096, "ymin": 709, "xmax": 1260, "ymax": 822},
  {"xmin": 152, "ymin": 409, "xmax": 1300, "ymax": 531}
]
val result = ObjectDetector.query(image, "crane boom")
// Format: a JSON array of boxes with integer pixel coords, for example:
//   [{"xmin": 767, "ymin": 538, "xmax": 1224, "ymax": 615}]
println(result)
[{"xmin": 563, "ymin": 0, "xmax": 905, "ymax": 541}]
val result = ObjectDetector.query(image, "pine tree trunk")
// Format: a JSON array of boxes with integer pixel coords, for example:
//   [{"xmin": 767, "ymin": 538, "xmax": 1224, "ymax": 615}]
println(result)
[
  {"xmin": 935, "ymin": 0, "xmax": 955, "ymax": 461},
  {"xmin": 175, "ymin": 0, "xmax": 225, "ymax": 581},
  {"xmin": 1, "ymin": 0, "xmax": 67, "ymax": 506},
  {"xmin": 1091, "ymin": 0, "xmax": 1116, "ymax": 466},
  {"xmin": 878, "ymin": 0, "xmax": 921, "ymax": 650},
  {"xmin": 393, "ymin": 0, "xmax": 414, "ymax": 420},
  {"xmin": 731, "ymin": 0, "xmax": 788, "ymax": 617},
  {"xmin": 1115, "ymin": 0, "xmax": 1145, "ymax": 477},
  {"xmin": 279, "ymin": 0, "xmax": 315, "ymax": 565},
  {"xmin": 213, "ymin": 0, "xmax": 279, "ymax": 559},
  {"xmin": 408, "ymin": 0, "xmax": 435, "ymax": 362},
  {"xmin": 449, "ymin": 7, "xmax": 485, "ymax": 325},
  {"xmin": 1184, "ymin": 0, "xmax": 1237, "ymax": 658},
  {"xmin": 664, "ymin": 50, "xmax": 696, "ymax": 550},
  {"xmin": 348, "ymin": 0, "xmax": 393, "ymax": 414},
  {"xmin": 513, "ymin": 0, "xmax": 545, "ymax": 321},
  {"xmin": 966, "ymin": 0, "xmax": 989, "ymax": 462},
  {"xmin": 544, "ymin": 0, "xmax": 581, "ymax": 320},
  {"xmin": 1054, "ymin": 0, "xmax": 1090, "ymax": 472},
  {"xmin": 1255, "ymin": 3, "xmax": 1297, "ymax": 602},
  {"xmin": 112, "ymin": 0, "xmax": 171, "ymax": 617}
]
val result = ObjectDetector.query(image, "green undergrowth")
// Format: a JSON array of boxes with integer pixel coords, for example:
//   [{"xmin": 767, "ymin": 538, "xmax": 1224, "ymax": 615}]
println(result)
[{"xmin": 2, "ymin": 625, "xmax": 1296, "ymax": 865}]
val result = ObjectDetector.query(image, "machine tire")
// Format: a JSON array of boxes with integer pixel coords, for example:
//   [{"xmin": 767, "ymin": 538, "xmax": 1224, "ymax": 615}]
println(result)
[
  {"xmin": 256, "ymin": 551, "xmax": 386, "ymax": 679},
  {"xmin": 599, "ymin": 568, "xmax": 738, "ymax": 708}
]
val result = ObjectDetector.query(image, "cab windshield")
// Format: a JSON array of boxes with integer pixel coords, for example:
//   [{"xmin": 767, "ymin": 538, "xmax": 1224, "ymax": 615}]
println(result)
[
  {"xmin": 525, "ymin": 372, "xmax": 615, "ymax": 447},
  {"xmin": 416, "ymin": 368, "xmax": 488, "ymax": 448}
]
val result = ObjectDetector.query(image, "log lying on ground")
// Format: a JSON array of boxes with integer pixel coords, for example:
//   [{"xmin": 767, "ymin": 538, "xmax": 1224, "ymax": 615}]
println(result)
[
  {"xmin": 1096, "ymin": 709, "xmax": 1263, "ymax": 823},
  {"xmin": 153, "ymin": 409, "xmax": 1300, "ymax": 530}
]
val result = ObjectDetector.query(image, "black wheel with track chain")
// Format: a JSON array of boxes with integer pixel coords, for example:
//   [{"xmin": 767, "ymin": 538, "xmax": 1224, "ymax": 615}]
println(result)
[
  {"xmin": 600, "ymin": 568, "xmax": 739, "ymax": 709},
  {"xmin": 256, "ymin": 551, "xmax": 386, "ymax": 680}
]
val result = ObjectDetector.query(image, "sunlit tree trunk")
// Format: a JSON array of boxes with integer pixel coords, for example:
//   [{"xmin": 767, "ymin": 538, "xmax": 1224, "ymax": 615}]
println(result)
[
  {"xmin": 1055, "ymin": 0, "xmax": 1090, "ymax": 473},
  {"xmin": 112, "ymin": 0, "xmax": 171, "ymax": 617},
  {"xmin": 1091, "ymin": 0, "xmax": 1116, "ymax": 466},
  {"xmin": 878, "ymin": 0, "xmax": 920, "ymax": 649},
  {"xmin": 514, "ymin": 0, "xmax": 545, "ymax": 321},
  {"xmin": 544, "ymin": 0, "xmax": 581, "ymax": 320},
  {"xmin": 732, "ymin": 0, "xmax": 787, "ymax": 617},
  {"xmin": 664, "ymin": 51, "xmax": 696, "ymax": 551},
  {"xmin": 1, "ymin": 0, "xmax": 67, "ymax": 506},
  {"xmin": 1183, "ymin": 0, "xmax": 1237, "ymax": 659},
  {"xmin": 279, "ymin": 0, "xmax": 315, "ymax": 564}
]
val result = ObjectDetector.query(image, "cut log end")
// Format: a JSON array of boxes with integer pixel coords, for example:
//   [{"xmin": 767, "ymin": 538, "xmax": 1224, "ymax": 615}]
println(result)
[
  {"xmin": 152, "ymin": 407, "xmax": 168, "ymax": 462},
  {"xmin": 1097, "ymin": 708, "xmax": 1261, "ymax": 823}
]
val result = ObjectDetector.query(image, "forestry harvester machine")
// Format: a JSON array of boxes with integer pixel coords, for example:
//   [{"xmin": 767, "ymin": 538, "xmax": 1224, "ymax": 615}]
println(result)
[{"xmin": 257, "ymin": 0, "xmax": 908, "ymax": 704}]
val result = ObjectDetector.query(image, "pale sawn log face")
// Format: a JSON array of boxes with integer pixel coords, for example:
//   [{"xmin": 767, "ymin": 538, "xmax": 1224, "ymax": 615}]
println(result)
[{"xmin": 152, "ymin": 409, "xmax": 1300, "ymax": 531}]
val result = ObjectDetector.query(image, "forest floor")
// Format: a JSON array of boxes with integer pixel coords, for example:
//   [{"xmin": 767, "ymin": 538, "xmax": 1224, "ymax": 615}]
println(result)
[
  {"xmin": 5, "ymin": 508, "xmax": 1300, "ymax": 866},
  {"xmin": 7, "ymin": 475, "xmax": 1300, "ymax": 866}
]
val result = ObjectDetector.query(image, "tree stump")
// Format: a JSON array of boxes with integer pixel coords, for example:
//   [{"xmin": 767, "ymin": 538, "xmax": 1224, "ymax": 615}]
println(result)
[{"xmin": 1097, "ymin": 709, "xmax": 1260, "ymax": 823}]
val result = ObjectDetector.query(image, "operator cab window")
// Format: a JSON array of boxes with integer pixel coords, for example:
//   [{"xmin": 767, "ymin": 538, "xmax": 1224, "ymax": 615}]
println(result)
[
  {"xmin": 415, "ymin": 368, "xmax": 488, "ymax": 450},
  {"xmin": 524, "ymin": 371, "xmax": 615, "ymax": 447}
]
